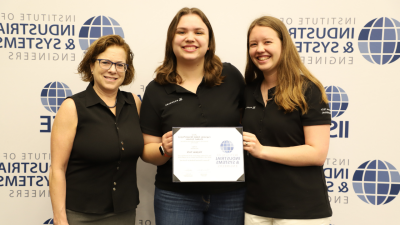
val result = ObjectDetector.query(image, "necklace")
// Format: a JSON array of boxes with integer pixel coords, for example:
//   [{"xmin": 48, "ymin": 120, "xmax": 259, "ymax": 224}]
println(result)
[{"xmin": 107, "ymin": 98, "xmax": 118, "ymax": 108}]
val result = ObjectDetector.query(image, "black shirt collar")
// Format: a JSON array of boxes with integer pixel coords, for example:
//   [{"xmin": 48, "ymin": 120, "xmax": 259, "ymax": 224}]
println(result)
[
  {"xmin": 253, "ymin": 79, "xmax": 276, "ymax": 105},
  {"xmin": 163, "ymin": 78, "xmax": 206, "ymax": 95},
  {"xmin": 85, "ymin": 81, "xmax": 134, "ymax": 108}
]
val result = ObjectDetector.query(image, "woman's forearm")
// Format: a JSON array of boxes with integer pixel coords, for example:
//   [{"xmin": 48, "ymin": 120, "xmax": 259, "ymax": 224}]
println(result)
[
  {"xmin": 49, "ymin": 167, "xmax": 69, "ymax": 225},
  {"xmin": 141, "ymin": 143, "xmax": 170, "ymax": 166}
]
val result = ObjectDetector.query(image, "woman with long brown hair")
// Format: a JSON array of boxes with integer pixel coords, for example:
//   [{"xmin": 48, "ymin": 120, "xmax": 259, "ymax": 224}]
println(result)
[
  {"xmin": 242, "ymin": 16, "xmax": 332, "ymax": 225},
  {"xmin": 140, "ymin": 7, "xmax": 246, "ymax": 225}
]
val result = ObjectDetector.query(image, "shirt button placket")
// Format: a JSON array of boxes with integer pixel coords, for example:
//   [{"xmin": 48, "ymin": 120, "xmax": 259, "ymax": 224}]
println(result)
[
  {"xmin": 198, "ymin": 97, "xmax": 206, "ymax": 125},
  {"xmin": 114, "ymin": 121, "xmax": 121, "ymax": 193},
  {"xmin": 260, "ymin": 109, "xmax": 266, "ymax": 133}
]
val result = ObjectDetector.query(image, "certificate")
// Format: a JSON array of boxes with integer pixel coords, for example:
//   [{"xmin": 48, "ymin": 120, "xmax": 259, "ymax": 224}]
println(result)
[{"xmin": 172, "ymin": 127, "xmax": 244, "ymax": 182}]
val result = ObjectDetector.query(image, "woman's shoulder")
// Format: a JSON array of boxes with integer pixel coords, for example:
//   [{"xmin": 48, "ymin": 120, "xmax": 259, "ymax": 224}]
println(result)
[
  {"xmin": 302, "ymin": 79, "xmax": 325, "ymax": 102},
  {"xmin": 145, "ymin": 79, "xmax": 165, "ymax": 91},
  {"xmin": 67, "ymin": 89, "xmax": 87, "ymax": 102},
  {"xmin": 222, "ymin": 62, "xmax": 240, "ymax": 74},
  {"xmin": 221, "ymin": 62, "xmax": 244, "ymax": 82}
]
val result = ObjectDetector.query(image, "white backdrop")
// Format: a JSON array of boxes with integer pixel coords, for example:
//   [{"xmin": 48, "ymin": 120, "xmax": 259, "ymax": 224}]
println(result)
[{"xmin": 1, "ymin": 0, "xmax": 399, "ymax": 224}]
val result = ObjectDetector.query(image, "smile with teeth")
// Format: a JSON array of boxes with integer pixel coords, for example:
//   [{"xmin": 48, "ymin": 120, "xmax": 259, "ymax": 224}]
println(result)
[
  {"xmin": 104, "ymin": 76, "xmax": 117, "ymax": 81},
  {"xmin": 257, "ymin": 56, "xmax": 271, "ymax": 60},
  {"xmin": 183, "ymin": 46, "xmax": 197, "ymax": 50}
]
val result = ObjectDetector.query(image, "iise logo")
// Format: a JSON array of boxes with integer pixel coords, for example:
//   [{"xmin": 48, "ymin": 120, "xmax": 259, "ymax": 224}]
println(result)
[
  {"xmin": 220, "ymin": 140, "xmax": 234, "ymax": 153},
  {"xmin": 352, "ymin": 160, "xmax": 400, "ymax": 205},
  {"xmin": 358, "ymin": 17, "xmax": 400, "ymax": 65},
  {"xmin": 40, "ymin": 81, "xmax": 73, "ymax": 133},
  {"xmin": 325, "ymin": 85, "xmax": 349, "ymax": 138},
  {"xmin": 79, "ymin": 15, "xmax": 125, "ymax": 50},
  {"xmin": 41, "ymin": 81, "xmax": 73, "ymax": 113}
]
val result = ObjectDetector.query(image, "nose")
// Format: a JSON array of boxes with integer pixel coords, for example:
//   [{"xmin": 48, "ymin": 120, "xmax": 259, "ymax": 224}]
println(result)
[
  {"xmin": 185, "ymin": 32, "xmax": 195, "ymax": 42},
  {"xmin": 256, "ymin": 44, "xmax": 265, "ymax": 53},
  {"xmin": 108, "ymin": 63, "xmax": 117, "ymax": 73}
]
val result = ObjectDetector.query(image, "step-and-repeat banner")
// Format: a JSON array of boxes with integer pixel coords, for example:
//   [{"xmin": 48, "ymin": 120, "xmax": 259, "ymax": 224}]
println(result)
[{"xmin": 1, "ymin": 0, "xmax": 399, "ymax": 224}]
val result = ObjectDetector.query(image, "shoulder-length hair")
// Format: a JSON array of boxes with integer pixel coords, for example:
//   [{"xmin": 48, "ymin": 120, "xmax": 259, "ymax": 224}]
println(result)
[
  {"xmin": 78, "ymin": 34, "xmax": 135, "ymax": 86},
  {"xmin": 245, "ymin": 16, "xmax": 328, "ymax": 114},
  {"xmin": 155, "ymin": 7, "xmax": 223, "ymax": 87}
]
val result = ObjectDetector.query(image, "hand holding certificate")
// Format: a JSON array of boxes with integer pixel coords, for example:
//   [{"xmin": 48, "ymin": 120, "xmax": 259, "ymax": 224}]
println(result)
[{"xmin": 172, "ymin": 127, "xmax": 245, "ymax": 182}]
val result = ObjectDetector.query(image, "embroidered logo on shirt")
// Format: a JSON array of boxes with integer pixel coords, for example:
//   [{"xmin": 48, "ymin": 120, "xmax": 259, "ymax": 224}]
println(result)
[
  {"xmin": 321, "ymin": 108, "xmax": 331, "ymax": 114},
  {"xmin": 165, "ymin": 98, "xmax": 182, "ymax": 106},
  {"xmin": 245, "ymin": 106, "xmax": 256, "ymax": 109}
]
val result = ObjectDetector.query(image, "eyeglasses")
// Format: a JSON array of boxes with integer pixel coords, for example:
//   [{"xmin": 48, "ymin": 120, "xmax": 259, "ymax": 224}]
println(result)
[{"xmin": 96, "ymin": 59, "xmax": 128, "ymax": 72}]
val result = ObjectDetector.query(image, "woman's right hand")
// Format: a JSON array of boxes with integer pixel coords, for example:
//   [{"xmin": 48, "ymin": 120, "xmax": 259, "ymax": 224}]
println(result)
[{"xmin": 161, "ymin": 131, "xmax": 173, "ymax": 156}]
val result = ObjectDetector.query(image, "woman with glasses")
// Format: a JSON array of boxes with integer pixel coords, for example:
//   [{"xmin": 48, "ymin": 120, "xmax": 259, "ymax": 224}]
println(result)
[
  {"xmin": 49, "ymin": 35, "xmax": 144, "ymax": 225},
  {"xmin": 242, "ymin": 16, "xmax": 332, "ymax": 225},
  {"xmin": 140, "ymin": 7, "xmax": 246, "ymax": 225}
]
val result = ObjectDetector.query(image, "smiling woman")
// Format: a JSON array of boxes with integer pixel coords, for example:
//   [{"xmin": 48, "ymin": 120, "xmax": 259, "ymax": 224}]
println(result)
[
  {"xmin": 242, "ymin": 16, "xmax": 332, "ymax": 225},
  {"xmin": 49, "ymin": 35, "xmax": 144, "ymax": 225},
  {"xmin": 140, "ymin": 7, "xmax": 246, "ymax": 225}
]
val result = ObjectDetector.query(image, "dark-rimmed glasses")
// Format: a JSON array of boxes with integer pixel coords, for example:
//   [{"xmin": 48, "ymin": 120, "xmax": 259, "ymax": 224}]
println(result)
[{"xmin": 96, "ymin": 59, "xmax": 128, "ymax": 72}]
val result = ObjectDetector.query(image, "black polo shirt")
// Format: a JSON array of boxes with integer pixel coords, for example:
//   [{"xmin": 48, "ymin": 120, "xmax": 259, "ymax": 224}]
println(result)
[
  {"xmin": 140, "ymin": 63, "xmax": 246, "ymax": 194},
  {"xmin": 66, "ymin": 81, "xmax": 144, "ymax": 214},
  {"xmin": 242, "ymin": 79, "xmax": 332, "ymax": 219}
]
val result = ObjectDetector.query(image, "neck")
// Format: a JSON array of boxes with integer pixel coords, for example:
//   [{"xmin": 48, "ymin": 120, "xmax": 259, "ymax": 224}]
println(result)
[
  {"xmin": 176, "ymin": 59, "xmax": 205, "ymax": 83},
  {"xmin": 262, "ymin": 71, "xmax": 278, "ymax": 89},
  {"xmin": 93, "ymin": 83, "xmax": 118, "ymax": 104}
]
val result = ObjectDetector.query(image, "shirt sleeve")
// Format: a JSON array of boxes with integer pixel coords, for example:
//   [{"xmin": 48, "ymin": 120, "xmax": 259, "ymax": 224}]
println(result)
[
  {"xmin": 139, "ymin": 81, "xmax": 163, "ymax": 137},
  {"xmin": 301, "ymin": 82, "xmax": 331, "ymax": 126}
]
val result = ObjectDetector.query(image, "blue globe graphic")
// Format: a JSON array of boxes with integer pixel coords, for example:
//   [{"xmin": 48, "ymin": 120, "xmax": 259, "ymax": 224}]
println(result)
[
  {"xmin": 40, "ymin": 82, "xmax": 73, "ymax": 113},
  {"xmin": 352, "ymin": 160, "xmax": 400, "ymax": 205},
  {"xmin": 324, "ymin": 86, "xmax": 348, "ymax": 118},
  {"xmin": 43, "ymin": 218, "xmax": 54, "ymax": 224},
  {"xmin": 358, "ymin": 17, "xmax": 400, "ymax": 65},
  {"xmin": 220, "ymin": 140, "xmax": 234, "ymax": 153},
  {"xmin": 78, "ymin": 15, "xmax": 125, "ymax": 50}
]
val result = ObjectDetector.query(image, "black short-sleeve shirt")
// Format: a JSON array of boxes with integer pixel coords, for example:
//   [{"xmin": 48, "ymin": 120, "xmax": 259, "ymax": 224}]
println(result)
[
  {"xmin": 242, "ymin": 79, "xmax": 332, "ymax": 219},
  {"xmin": 140, "ymin": 63, "xmax": 245, "ymax": 194},
  {"xmin": 66, "ymin": 82, "xmax": 144, "ymax": 214}
]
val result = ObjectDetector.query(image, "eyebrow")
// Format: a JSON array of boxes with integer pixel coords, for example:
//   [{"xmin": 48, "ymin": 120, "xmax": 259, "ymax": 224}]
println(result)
[
  {"xmin": 249, "ymin": 37, "xmax": 274, "ymax": 42},
  {"xmin": 102, "ymin": 59, "xmax": 126, "ymax": 63},
  {"xmin": 176, "ymin": 27, "xmax": 206, "ymax": 31}
]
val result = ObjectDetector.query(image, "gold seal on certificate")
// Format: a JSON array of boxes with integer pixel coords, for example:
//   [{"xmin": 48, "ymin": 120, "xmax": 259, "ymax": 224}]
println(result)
[{"xmin": 172, "ymin": 127, "xmax": 245, "ymax": 182}]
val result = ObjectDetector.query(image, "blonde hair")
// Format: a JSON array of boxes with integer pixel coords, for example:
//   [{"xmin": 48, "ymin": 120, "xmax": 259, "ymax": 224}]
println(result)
[{"xmin": 245, "ymin": 16, "xmax": 328, "ymax": 114}]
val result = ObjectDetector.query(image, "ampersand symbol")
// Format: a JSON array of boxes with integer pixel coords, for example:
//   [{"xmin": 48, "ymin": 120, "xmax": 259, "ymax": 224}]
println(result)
[
  {"xmin": 338, "ymin": 182, "xmax": 348, "ymax": 193},
  {"xmin": 343, "ymin": 42, "xmax": 353, "ymax": 53},
  {"xmin": 65, "ymin": 39, "xmax": 75, "ymax": 50}
]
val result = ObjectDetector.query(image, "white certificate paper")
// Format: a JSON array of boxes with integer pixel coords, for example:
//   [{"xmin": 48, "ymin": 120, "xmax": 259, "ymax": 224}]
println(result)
[{"xmin": 172, "ymin": 127, "xmax": 244, "ymax": 182}]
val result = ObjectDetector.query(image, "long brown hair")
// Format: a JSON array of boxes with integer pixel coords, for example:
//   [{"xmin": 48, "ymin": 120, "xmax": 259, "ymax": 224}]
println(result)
[
  {"xmin": 78, "ymin": 35, "xmax": 135, "ymax": 86},
  {"xmin": 245, "ymin": 16, "xmax": 328, "ymax": 114},
  {"xmin": 155, "ymin": 7, "xmax": 223, "ymax": 87}
]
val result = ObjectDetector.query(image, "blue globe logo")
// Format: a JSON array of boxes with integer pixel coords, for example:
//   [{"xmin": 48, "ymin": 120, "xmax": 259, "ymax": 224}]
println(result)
[
  {"xmin": 43, "ymin": 218, "xmax": 54, "ymax": 224},
  {"xmin": 220, "ymin": 140, "xmax": 234, "ymax": 153},
  {"xmin": 78, "ymin": 15, "xmax": 125, "ymax": 50},
  {"xmin": 353, "ymin": 160, "xmax": 400, "ymax": 205},
  {"xmin": 40, "ymin": 82, "xmax": 73, "ymax": 113},
  {"xmin": 325, "ymin": 86, "xmax": 348, "ymax": 118},
  {"xmin": 358, "ymin": 17, "xmax": 400, "ymax": 65}
]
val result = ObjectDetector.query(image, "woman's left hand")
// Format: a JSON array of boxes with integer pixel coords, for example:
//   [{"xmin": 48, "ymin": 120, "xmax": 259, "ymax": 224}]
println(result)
[{"xmin": 243, "ymin": 132, "xmax": 264, "ymax": 159}]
